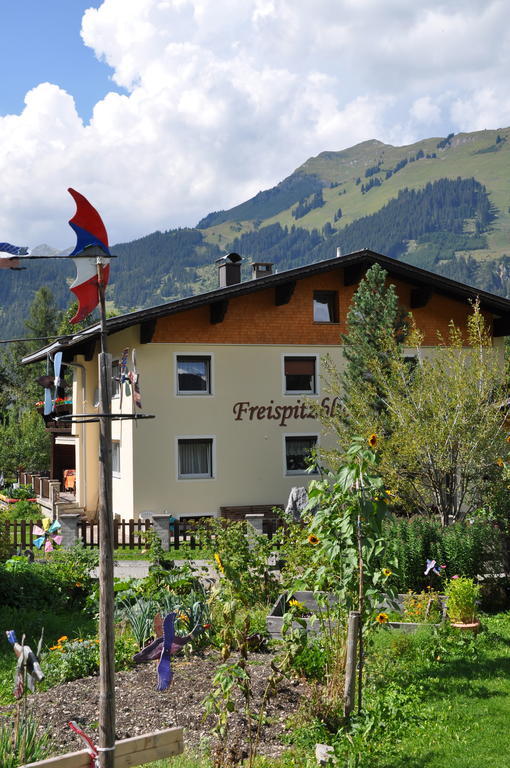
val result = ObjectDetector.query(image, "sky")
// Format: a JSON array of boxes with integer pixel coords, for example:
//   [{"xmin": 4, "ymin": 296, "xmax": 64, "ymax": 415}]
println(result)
[{"xmin": 1, "ymin": 0, "xmax": 510, "ymax": 249}]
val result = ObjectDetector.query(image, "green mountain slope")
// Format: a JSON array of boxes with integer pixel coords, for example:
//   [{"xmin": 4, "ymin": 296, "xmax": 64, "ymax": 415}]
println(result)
[{"xmin": 3, "ymin": 127, "xmax": 510, "ymax": 339}]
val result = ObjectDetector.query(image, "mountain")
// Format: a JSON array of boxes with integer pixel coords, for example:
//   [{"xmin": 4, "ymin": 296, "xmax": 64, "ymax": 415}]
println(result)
[{"xmin": 3, "ymin": 126, "xmax": 510, "ymax": 339}]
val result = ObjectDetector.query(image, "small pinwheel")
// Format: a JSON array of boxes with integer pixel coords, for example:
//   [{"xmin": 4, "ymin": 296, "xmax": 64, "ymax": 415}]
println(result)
[
  {"xmin": 425, "ymin": 559, "xmax": 446, "ymax": 576},
  {"xmin": 33, "ymin": 518, "xmax": 63, "ymax": 552}
]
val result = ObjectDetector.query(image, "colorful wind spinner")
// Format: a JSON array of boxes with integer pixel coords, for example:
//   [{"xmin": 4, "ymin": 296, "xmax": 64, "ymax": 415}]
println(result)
[{"xmin": 33, "ymin": 518, "xmax": 63, "ymax": 552}]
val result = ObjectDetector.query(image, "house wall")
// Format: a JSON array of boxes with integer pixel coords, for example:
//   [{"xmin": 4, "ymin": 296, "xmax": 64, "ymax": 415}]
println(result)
[{"xmin": 71, "ymin": 266, "xmax": 503, "ymax": 520}]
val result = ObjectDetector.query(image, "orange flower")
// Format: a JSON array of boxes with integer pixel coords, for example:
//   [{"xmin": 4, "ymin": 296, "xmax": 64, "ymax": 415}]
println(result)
[
  {"xmin": 368, "ymin": 434, "xmax": 378, "ymax": 448},
  {"xmin": 308, "ymin": 534, "xmax": 319, "ymax": 545},
  {"xmin": 375, "ymin": 612, "xmax": 389, "ymax": 624}
]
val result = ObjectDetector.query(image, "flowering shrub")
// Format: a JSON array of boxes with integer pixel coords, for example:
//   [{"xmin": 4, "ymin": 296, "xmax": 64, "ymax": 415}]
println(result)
[
  {"xmin": 402, "ymin": 589, "xmax": 443, "ymax": 623},
  {"xmin": 44, "ymin": 632, "xmax": 137, "ymax": 685}
]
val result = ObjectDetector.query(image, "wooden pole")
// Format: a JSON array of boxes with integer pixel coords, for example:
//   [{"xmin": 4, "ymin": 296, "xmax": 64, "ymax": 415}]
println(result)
[
  {"xmin": 343, "ymin": 610, "xmax": 360, "ymax": 718},
  {"xmin": 96, "ymin": 261, "xmax": 116, "ymax": 768},
  {"xmin": 356, "ymin": 508, "xmax": 364, "ymax": 715}
]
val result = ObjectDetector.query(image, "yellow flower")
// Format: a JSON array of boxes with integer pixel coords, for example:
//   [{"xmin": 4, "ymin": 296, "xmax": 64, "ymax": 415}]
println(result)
[
  {"xmin": 308, "ymin": 534, "xmax": 319, "ymax": 545},
  {"xmin": 506, "ymin": 435, "xmax": 510, "ymax": 444},
  {"xmin": 289, "ymin": 599, "xmax": 305, "ymax": 610},
  {"xmin": 375, "ymin": 612, "xmax": 389, "ymax": 624},
  {"xmin": 57, "ymin": 636, "xmax": 68, "ymax": 644},
  {"xmin": 368, "ymin": 433, "xmax": 378, "ymax": 448},
  {"xmin": 496, "ymin": 457, "xmax": 504, "ymax": 467},
  {"xmin": 49, "ymin": 645, "xmax": 61, "ymax": 651},
  {"xmin": 382, "ymin": 568, "xmax": 392, "ymax": 577},
  {"xmin": 214, "ymin": 553, "xmax": 225, "ymax": 574}
]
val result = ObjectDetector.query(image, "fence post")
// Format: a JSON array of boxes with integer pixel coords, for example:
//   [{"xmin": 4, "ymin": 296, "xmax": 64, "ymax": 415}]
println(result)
[
  {"xmin": 246, "ymin": 513, "xmax": 264, "ymax": 535},
  {"xmin": 343, "ymin": 610, "xmax": 360, "ymax": 718},
  {"xmin": 152, "ymin": 514, "xmax": 172, "ymax": 551},
  {"xmin": 48, "ymin": 480, "xmax": 61, "ymax": 519},
  {"xmin": 59, "ymin": 513, "xmax": 81, "ymax": 549}
]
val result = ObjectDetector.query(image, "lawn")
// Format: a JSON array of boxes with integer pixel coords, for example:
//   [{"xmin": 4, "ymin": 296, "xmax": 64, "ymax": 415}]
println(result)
[{"xmin": 380, "ymin": 614, "xmax": 510, "ymax": 768}]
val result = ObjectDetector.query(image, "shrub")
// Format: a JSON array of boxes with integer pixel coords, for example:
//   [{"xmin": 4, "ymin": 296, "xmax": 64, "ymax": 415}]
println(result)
[
  {"xmin": 0, "ymin": 550, "xmax": 96, "ymax": 612},
  {"xmin": 385, "ymin": 517, "xmax": 503, "ymax": 592},
  {"xmin": 44, "ymin": 631, "xmax": 137, "ymax": 686},
  {"xmin": 2, "ymin": 484, "xmax": 35, "ymax": 500},
  {"xmin": 3, "ymin": 500, "xmax": 41, "ymax": 522}
]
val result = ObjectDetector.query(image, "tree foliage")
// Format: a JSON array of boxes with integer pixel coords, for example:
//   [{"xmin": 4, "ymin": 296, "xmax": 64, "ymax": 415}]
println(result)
[
  {"xmin": 320, "ymin": 264, "xmax": 409, "ymax": 445},
  {"xmin": 381, "ymin": 303, "xmax": 508, "ymax": 524}
]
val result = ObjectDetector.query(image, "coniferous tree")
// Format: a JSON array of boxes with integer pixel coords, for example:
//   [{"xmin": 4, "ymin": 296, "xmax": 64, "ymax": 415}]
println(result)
[{"xmin": 336, "ymin": 263, "xmax": 408, "ymax": 436}]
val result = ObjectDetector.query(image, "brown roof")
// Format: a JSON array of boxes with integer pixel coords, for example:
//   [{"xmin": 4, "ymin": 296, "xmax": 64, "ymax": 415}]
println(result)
[{"xmin": 21, "ymin": 248, "xmax": 510, "ymax": 364}]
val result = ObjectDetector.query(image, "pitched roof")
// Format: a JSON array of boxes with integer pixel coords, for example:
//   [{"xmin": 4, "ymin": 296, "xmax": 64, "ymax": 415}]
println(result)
[{"xmin": 21, "ymin": 248, "xmax": 510, "ymax": 364}]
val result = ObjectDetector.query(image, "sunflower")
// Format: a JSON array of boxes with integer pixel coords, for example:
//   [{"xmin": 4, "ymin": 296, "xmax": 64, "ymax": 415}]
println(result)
[
  {"xmin": 289, "ymin": 599, "xmax": 305, "ymax": 610},
  {"xmin": 382, "ymin": 568, "xmax": 392, "ymax": 577},
  {"xmin": 214, "ymin": 553, "xmax": 225, "ymax": 574},
  {"xmin": 368, "ymin": 433, "xmax": 378, "ymax": 448},
  {"xmin": 496, "ymin": 457, "xmax": 504, "ymax": 467},
  {"xmin": 375, "ymin": 612, "xmax": 389, "ymax": 624},
  {"xmin": 308, "ymin": 534, "xmax": 319, "ymax": 545}
]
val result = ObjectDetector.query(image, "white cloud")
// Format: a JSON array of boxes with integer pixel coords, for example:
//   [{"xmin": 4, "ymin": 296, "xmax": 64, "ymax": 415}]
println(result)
[{"xmin": 0, "ymin": 0, "xmax": 510, "ymax": 247}]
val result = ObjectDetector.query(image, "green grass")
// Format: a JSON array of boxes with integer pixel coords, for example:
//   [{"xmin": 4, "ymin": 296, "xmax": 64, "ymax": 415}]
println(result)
[{"xmin": 383, "ymin": 615, "xmax": 510, "ymax": 767}]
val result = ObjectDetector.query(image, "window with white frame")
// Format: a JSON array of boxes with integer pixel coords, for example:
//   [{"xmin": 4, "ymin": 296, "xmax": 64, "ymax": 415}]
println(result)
[
  {"xmin": 112, "ymin": 441, "xmax": 121, "ymax": 476},
  {"xmin": 285, "ymin": 435, "xmax": 318, "ymax": 474},
  {"xmin": 176, "ymin": 356, "xmax": 211, "ymax": 394},
  {"xmin": 178, "ymin": 438, "xmax": 214, "ymax": 478},
  {"xmin": 284, "ymin": 356, "xmax": 317, "ymax": 394}
]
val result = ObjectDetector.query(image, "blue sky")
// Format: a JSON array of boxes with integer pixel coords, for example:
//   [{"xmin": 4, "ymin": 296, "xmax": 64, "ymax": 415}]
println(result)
[
  {"xmin": 0, "ymin": 1, "xmax": 121, "ymax": 121},
  {"xmin": 0, "ymin": 1, "xmax": 509, "ymax": 249}
]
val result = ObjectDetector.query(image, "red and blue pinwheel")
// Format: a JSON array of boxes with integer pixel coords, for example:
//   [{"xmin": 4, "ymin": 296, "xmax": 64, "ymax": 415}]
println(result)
[{"xmin": 67, "ymin": 188, "xmax": 110, "ymax": 324}]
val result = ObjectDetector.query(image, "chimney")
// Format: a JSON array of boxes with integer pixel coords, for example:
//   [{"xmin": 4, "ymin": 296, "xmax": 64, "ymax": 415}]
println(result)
[
  {"xmin": 216, "ymin": 252, "xmax": 242, "ymax": 287},
  {"xmin": 251, "ymin": 262, "xmax": 273, "ymax": 279}
]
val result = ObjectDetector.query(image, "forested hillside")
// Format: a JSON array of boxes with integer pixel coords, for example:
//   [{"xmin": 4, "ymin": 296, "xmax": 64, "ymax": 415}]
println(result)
[{"xmin": 3, "ymin": 126, "xmax": 510, "ymax": 338}]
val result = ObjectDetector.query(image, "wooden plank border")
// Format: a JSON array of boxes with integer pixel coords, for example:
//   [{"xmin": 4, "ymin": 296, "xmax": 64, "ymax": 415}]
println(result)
[{"xmin": 21, "ymin": 726, "xmax": 184, "ymax": 768}]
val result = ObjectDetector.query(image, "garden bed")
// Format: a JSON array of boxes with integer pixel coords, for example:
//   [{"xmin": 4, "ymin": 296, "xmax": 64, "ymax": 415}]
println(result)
[
  {"xmin": 267, "ymin": 591, "xmax": 338, "ymax": 637},
  {"xmin": 0, "ymin": 652, "xmax": 307, "ymax": 760}
]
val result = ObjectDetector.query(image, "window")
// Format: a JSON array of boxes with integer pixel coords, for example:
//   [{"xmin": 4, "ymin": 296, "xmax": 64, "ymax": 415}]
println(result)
[
  {"xmin": 112, "ymin": 441, "xmax": 121, "ymax": 476},
  {"xmin": 284, "ymin": 356, "xmax": 316, "ymax": 394},
  {"xmin": 178, "ymin": 438, "xmax": 214, "ymax": 478},
  {"xmin": 177, "ymin": 356, "xmax": 211, "ymax": 394},
  {"xmin": 111, "ymin": 361, "xmax": 121, "ymax": 398},
  {"xmin": 285, "ymin": 435, "xmax": 318, "ymax": 474},
  {"xmin": 313, "ymin": 291, "xmax": 338, "ymax": 323}
]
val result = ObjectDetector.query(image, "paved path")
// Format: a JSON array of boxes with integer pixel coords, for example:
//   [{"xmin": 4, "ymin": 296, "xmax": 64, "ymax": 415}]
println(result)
[{"xmin": 91, "ymin": 559, "xmax": 213, "ymax": 580}]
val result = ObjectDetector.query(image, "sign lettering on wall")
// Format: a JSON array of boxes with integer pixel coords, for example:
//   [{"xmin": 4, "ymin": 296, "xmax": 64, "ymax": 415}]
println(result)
[{"xmin": 232, "ymin": 397, "xmax": 339, "ymax": 427}]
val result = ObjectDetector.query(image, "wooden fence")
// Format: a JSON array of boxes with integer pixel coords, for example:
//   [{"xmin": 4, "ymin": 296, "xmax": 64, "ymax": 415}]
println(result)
[
  {"xmin": 6, "ymin": 515, "xmax": 282, "ymax": 553},
  {"xmin": 79, "ymin": 517, "xmax": 208, "ymax": 550}
]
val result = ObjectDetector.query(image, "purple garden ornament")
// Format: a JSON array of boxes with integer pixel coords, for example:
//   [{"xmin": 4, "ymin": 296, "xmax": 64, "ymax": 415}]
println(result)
[{"xmin": 133, "ymin": 611, "xmax": 203, "ymax": 690}]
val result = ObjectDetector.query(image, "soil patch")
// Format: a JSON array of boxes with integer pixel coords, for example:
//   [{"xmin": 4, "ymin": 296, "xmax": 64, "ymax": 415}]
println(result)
[{"xmin": 1, "ymin": 653, "xmax": 306, "ymax": 759}]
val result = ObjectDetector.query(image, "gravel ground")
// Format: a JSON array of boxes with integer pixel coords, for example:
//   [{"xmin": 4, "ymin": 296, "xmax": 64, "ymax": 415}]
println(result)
[{"xmin": 1, "ymin": 653, "xmax": 306, "ymax": 760}]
